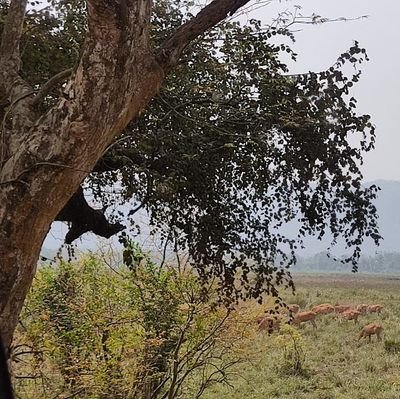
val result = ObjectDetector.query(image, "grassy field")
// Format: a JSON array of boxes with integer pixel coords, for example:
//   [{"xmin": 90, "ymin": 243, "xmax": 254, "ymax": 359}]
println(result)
[{"xmin": 201, "ymin": 274, "xmax": 400, "ymax": 399}]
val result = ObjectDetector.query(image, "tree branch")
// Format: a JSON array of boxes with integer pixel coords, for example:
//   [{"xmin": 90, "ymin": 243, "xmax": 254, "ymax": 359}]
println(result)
[
  {"xmin": 32, "ymin": 68, "xmax": 73, "ymax": 107},
  {"xmin": 157, "ymin": 0, "xmax": 252, "ymax": 69},
  {"xmin": 0, "ymin": 0, "xmax": 37, "ymax": 158},
  {"xmin": 0, "ymin": 0, "xmax": 31, "ymax": 111}
]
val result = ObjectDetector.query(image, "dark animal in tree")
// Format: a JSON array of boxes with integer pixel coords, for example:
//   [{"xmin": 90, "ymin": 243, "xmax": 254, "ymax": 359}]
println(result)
[{"xmin": 55, "ymin": 186, "xmax": 124, "ymax": 244}]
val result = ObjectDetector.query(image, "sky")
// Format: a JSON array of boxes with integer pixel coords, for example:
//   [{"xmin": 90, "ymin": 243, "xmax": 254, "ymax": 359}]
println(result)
[{"xmin": 251, "ymin": 0, "xmax": 400, "ymax": 182}]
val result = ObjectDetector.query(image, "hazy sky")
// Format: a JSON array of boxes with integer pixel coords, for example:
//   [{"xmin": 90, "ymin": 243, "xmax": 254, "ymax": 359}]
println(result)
[{"xmin": 252, "ymin": 0, "xmax": 400, "ymax": 182}]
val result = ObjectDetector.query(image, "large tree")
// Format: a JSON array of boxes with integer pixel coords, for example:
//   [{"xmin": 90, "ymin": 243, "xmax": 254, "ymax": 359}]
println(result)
[{"xmin": 0, "ymin": 0, "xmax": 380, "ymax": 350}]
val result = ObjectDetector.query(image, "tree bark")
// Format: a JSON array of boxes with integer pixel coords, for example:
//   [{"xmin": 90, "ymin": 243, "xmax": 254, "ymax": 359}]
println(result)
[{"xmin": 0, "ymin": 0, "xmax": 251, "ymax": 350}]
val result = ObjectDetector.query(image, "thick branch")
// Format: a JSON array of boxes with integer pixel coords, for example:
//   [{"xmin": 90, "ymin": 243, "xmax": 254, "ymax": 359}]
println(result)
[
  {"xmin": 0, "ymin": 0, "xmax": 30, "ymax": 109},
  {"xmin": 158, "ymin": 0, "xmax": 252, "ymax": 69},
  {"xmin": 0, "ymin": 1, "xmax": 36, "ymax": 157}
]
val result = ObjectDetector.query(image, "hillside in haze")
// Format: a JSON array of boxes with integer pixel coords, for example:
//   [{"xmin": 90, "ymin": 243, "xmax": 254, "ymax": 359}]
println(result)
[{"xmin": 289, "ymin": 179, "xmax": 400, "ymax": 257}]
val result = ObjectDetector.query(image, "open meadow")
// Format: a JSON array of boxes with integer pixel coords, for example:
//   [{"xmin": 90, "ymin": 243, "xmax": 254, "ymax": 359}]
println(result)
[
  {"xmin": 202, "ymin": 273, "xmax": 400, "ymax": 399},
  {"xmin": 12, "ymin": 267, "xmax": 400, "ymax": 399}
]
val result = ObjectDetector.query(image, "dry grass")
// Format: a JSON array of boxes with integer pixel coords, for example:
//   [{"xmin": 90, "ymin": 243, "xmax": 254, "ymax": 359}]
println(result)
[{"xmin": 199, "ymin": 273, "xmax": 400, "ymax": 399}]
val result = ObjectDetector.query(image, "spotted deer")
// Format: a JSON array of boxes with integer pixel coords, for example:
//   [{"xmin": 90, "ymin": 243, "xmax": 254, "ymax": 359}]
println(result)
[{"xmin": 358, "ymin": 323, "xmax": 384, "ymax": 343}]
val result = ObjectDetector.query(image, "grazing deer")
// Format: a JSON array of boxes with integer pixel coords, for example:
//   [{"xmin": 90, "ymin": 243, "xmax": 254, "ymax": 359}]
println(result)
[
  {"xmin": 292, "ymin": 311, "xmax": 317, "ymax": 329},
  {"xmin": 340, "ymin": 309, "xmax": 362, "ymax": 324},
  {"xmin": 358, "ymin": 323, "xmax": 384, "ymax": 343},
  {"xmin": 287, "ymin": 304, "xmax": 300, "ymax": 314},
  {"xmin": 334, "ymin": 304, "xmax": 352, "ymax": 314},
  {"xmin": 368, "ymin": 304, "xmax": 383, "ymax": 314},
  {"xmin": 356, "ymin": 304, "xmax": 369, "ymax": 315},
  {"xmin": 256, "ymin": 315, "xmax": 281, "ymax": 333},
  {"xmin": 312, "ymin": 304, "xmax": 335, "ymax": 315}
]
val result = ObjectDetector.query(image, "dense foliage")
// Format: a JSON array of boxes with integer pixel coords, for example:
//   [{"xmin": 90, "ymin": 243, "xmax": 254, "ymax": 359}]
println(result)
[
  {"xmin": 14, "ymin": 251, "xmax": 252, "ymax": 398},
  {"xmin": 1, "ymin": 0, "xmax": 381, "ymax": 300}
]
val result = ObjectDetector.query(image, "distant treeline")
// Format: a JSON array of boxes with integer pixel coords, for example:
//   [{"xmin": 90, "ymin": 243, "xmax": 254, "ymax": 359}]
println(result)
[{"xmin": 294, "ymin": 252, "xmax": 400, "ymax": 274}]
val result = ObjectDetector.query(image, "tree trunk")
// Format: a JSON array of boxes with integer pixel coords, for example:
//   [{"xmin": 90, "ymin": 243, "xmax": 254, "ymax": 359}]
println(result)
[
  {"xmin": 0, "ymin": 0, "xmax": 251, "ymax": 351},
  {"xmin": 0, "ymin": 0, "xmax": 164, "ymax": 349},
  {"xmin": 0, "ymin": 59, "xmax": 165, "ymax": 348}
]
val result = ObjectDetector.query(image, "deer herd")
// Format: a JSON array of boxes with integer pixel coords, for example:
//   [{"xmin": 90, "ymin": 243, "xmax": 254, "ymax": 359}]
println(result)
[{"xmin": 256, "ymin": 302, "xmax": 384, "ymax": 343}]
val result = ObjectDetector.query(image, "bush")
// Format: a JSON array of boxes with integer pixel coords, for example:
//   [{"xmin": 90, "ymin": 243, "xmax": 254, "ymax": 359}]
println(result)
[
  {"xmin": 274, "ymin": 324, "xmax": 308, "ymax": 377},
  {"xmin": 13, "ymin": 246, "xmax": 253, "ymax": 399}
]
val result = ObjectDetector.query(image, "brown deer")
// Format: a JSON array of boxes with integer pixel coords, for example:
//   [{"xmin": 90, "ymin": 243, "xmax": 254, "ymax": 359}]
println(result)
[
  {"xmin": 368, "ymin": 304, "xmax": 383, "ymax": 314},
  {"xmin": 340, "ymin": 309, "xmax": 362, "ymax": 324},
  {"xmin": 256, "ymin": 315, "xmax": 281, "ymax": 333},
  {"xmin": 312, "ymin": 304, "xmax": 335, "ymax": 315},
  {"xmin": 358, "ymin": 323, "xmax": 384, "ymax": 343},
  {"xmin": 287, "ymin": 304, "xmax": 300, "ymax": 314},
  {"xmin": 292, "ymin": 311, "xmax": 317, "ymax": 329},
  {"xmin": 334, "ymin": 304, "xmax": 352, "ymax": 314},
  {"xmin": 356, "ymin": 304, "xmax": 369, "ymax": 315}
]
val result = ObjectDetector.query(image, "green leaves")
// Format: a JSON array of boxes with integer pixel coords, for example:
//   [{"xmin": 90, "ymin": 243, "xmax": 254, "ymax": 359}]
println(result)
[
  {"xmin": 3, "ymin": 0, "xmax": 381, "ymax": 302},
  {"xmin": 115, "ymin": 25, "xmax": 379, "ymax": 297},
  {"xmin": 16, "ymin": 252, "xmax": 248, "ymax": 398}
]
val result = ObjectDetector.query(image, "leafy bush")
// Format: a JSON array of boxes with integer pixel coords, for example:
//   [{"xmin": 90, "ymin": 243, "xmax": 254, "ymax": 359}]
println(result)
[
  {"xmin": 13, "ymin": 247, "xmax": 253, "ymax": 398},
  {"xmin": 274, "ymin": 324, "xmax": 308, "ymax": 376}
]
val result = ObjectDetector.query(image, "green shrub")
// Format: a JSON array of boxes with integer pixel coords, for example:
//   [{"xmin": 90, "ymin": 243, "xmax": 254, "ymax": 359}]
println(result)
[
  {"xmin": 14, "ymin": 246, "xmax": 251, "ymax": 399},
  {"xmin": 274, "ymin": 324, "xmax": 309, "ymax": 377}
]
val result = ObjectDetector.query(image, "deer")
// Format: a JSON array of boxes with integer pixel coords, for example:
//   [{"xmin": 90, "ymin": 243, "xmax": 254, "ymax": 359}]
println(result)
[
  {"xmin": 340, "ymin": 309, "xmax": 362, "ymax": 324},
  {"xmin": 334, "ymin": 304, "xmax": 352, "ymax": 314},
  {"xmin": 368, "ymin": 304, "xmax": 383, "ymax": 314},
  {"xmin": 256, "ymin": 315, "xmax": 281, "ymax": 333},
  {"xmin": 292, "ymin": 311, "xmax": 317, "ymax": 329},
  {"xmin": 287, "ymin": 304, "xmax": 300, "ymax": 315},
  {"xmin": 358, "ymin": 323, "xmax": 384, "ymax": 343},
  {"xmin": 312, "ymin": 304, "xmax": 335, "ymax": 315},
  {"xmin": 356, "ymin": 304, "xmax": 369, "ymax": 315}
]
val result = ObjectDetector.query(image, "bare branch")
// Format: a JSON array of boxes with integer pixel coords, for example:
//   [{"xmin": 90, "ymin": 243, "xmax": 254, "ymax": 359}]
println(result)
[{"xmin": 158, "ymin": 0, "xmax": 252, "ymax": 69}]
